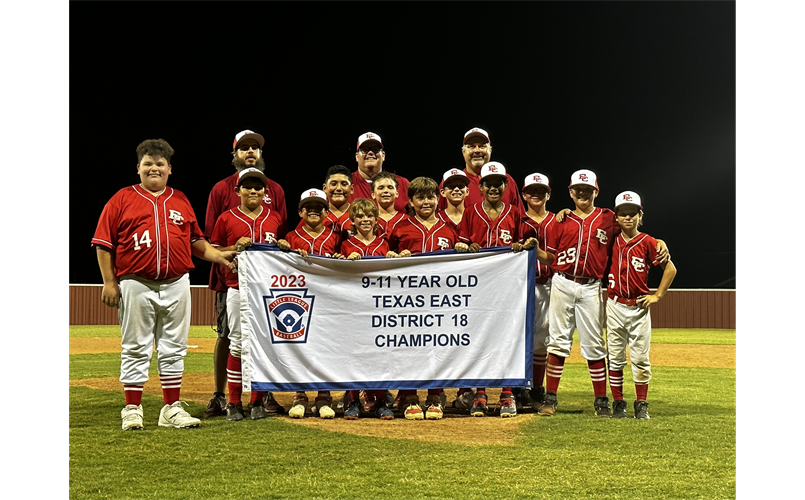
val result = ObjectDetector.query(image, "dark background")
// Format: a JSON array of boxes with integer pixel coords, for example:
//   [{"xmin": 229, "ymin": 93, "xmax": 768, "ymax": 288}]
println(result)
[{"xmin": 70, "ymin": 1, "xmax": 735, "ymax": 289}]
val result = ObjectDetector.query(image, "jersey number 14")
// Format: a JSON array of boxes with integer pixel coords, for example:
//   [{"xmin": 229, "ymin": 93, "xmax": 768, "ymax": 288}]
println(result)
[{"xmin": 132, "ymin": 230, "xmax": 152, "ymax": 250}]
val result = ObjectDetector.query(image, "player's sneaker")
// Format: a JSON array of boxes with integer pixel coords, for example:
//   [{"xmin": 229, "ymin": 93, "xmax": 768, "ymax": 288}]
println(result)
[
  {"xmin": 202, "ymin": 393, "xmax": 226, "ymax": 418},
  {"xmin": 361, "ymin": 391, "xmax": 378, "ymax": 413},
  {"xmin": 344, "ymin": 399, "xmax": 362, "ymax": 420},
  {"xmin": 452, "ymin": 389, "xmax": 475, "ymax": 410},
  {"xmin": 612, "ymin": 399, "xmax": 628, "ymax": 419},
  {"xmin": 336, "ymin": 391, "xmax": 351, "ymax": 411},
  {"xmin": 121, "ymin": 404, "xmax": 143, "ymax": 431},
  {"xmin": 530, "ymin": 386, "xmax": 546, "ymax": 408},
  {"xmin": 425, "ymin": 395, "xmax": 444, "ymax": 420},
  {"xmin": 262, "ymin": 392, "xmax": 286, "ymax": 415},
  {"xmin": 315, "ymin": 395, "xmax": 335, "ymax": 419},
  {"xmin": 289, "ymin": 395, "xmax": 308, "ymax": 419},
  {"xmin": 225, "ymin": 402, "xmax": 245, "ymax": 422},
  {"xmin": 403, "ymin": 395, "xmax": 424, "ymax": 420},
  {"xmin": 537, "ymin": 392, "xmax": 558, "ymax": 416},
  {"xmin": 374, "ymin": 400, "xmax": 395, "ymax": 420},
  {"xmin": 594, "ymin": 396, "xmax": 613, "ymax": 418},
  {"xmin": 513, "ymin": 389, "xmax": 527, "ymax": 411},
  {"xmin": 499, "ymin": 395, "xmax": 517, "ymax": 418},
  {"xmin": 634, "ymin": 401, "xmax": 651, "ymax": 420},
  {"xmin": 158, "ymin": 401, "xmax": 201, "ymax": 428},
  {"xmin": 249, "ymin": 401, "xmax": 268, "ymax": 420},
  {"xmin": 470, "ymin": 393, "xmax": 488, "ymax": 417}
]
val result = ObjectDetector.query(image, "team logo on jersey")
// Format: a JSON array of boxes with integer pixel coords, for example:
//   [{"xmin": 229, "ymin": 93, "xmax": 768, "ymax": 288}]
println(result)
[
  {"xmin": 263, "ymin": 289, "xmax": 315, "ymax": 343},
  {"xmin": 437, "ymin": 237, "xmax": 451, "ymax": 249},
  {"xmin": 168, "ymin": 210, "xmax": 184, "ymax": 225},
  {"xmin": 630, "ymin": 256, "xmax": 646, "ymax": 272},
  {"xmin": 595, "ymin": 229, "xmax": 608, "ymax": 244},
  {"xmin": 500, "ymin": 229, "xmax": 513, "ymax": 244},
  {"xmin": 264, "ymin": 232, "xmax": 277, "ymax": 243}
]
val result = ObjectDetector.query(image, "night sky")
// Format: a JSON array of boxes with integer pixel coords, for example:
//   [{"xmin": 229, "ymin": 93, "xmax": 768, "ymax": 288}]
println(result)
[{"xmin": 69, "ymin": 1, "xmax": 735, "ymax": 290}]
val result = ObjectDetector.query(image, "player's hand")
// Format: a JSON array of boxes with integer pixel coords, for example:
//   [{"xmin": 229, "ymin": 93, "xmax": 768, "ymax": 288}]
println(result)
[
  {"xmin": 277, "ymin": 239, "xmax": 291, "ymax": 251},
  {"xmin": 235, "ymin": 237, "xmax": 253, "ymax": 252},
  {"xmin": 637, "ymin": 294, "xmax": 660, "ymax": 309},
  {"xmin": 296, "ymin": 249, "xmax": 309, "ymax": 258},
  {"xmin": 522, "ymin": 237, "xmax": 537, "ymax": 250},
  {"xmin": 101, "ymin": 281, "xmax": 121, "ymax": 308},
  {"xmin": 347, "ymin": 252, "xmax": 361, "ymax": 261},
  {"xmin": 511, "ymin": 242, "xmax": 524, "ymax": 253},
  {"xmin": 468, "ymin": 243, "xmax": 481, "ymax": 253},
  {"xmin": 332, "ymin": 253, "xmax": 346, "ymax": 260},
  {"xmin": 399, "ymin": 249, "xmax": 412, "ymax": 258},
  {"xmin": 386, "ymin": 251, "xmax": 400, "ymax": 258},
  {"xmin": 454, "ymin": 243, "xmax": 469, "ymax": 253},
  {"xmin": 219, "ymin": 250, "xmax": 239, "ymax": 271},
  {"xmin": 555, "ymin": 208, "xmax": 571, "ymax": 223},
  {"xmin": 656, "ymin": 240, "xmax": 670, "ymax": 264}
]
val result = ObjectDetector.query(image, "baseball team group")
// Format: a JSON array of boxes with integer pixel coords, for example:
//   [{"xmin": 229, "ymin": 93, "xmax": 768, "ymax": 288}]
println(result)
[{"xmin": 91, "ymin": 127, "xmax": 677, "ymax": 431}]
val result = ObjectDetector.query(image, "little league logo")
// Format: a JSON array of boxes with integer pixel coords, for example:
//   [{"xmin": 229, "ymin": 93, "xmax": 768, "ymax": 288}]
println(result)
[{"xmin": 263, "ymin": 289, "xmax": 315, "ymax": 343}]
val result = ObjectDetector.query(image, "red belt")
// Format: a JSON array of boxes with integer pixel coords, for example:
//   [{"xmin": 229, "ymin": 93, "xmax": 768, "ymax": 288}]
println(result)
[
  {"xmin": 608, "ymin": 294, "xmax": 638, "ymax": 306},
  {"xmin": 558, "ymin": 272, "xmax": 598, "ymax": 285}
]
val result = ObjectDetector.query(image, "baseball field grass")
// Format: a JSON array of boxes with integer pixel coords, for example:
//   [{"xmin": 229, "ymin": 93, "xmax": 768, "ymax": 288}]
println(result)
[{"xmin": 69, "ymin": 327, "xmax": 736, "ymax": 500}]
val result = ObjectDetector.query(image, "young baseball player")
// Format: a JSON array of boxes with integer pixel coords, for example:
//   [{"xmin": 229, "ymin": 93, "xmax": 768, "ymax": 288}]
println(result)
[
  {"xmin": 371, "ymin": 171, "xmax": 408, "ymax": 238},
  {"xmin": 438, "ymin": 168, "xmax": 470, "ymax": 233},
  {"xmin": 323, "ymin": 164, "xmax": 354, "ymax": 239},
  {"xmin": 386, "ymin": 176, "xmax": 461, "ymax": 420},
  {"xmin": 454, "ymin": 162, "xmax": 524, "ymax": 418},
  {"xmin": 92, "ymin": 138, "xmax": 238, "ymax": 430},
  {"xmin": 606, "ymin": 191, "xmax": 677, "ymax": 419},
  {"xmin": 210, "ymin": 167, "xmax": 285, "ymax": 422},
  {"xmin": 338, "ymin": 198, "xmax": 396, "ymax": 420},
  {"xmin": 514, "ymin": 173, "xmax": 558, "ymax": 410},
  {"xmin": 277, "ymin": 189, "xmax": 345, "ymax": 418}
]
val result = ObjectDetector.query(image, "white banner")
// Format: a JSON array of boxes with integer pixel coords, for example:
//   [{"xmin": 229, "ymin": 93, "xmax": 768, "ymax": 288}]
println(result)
[{"xmin": 240, "ymin": 245, "xmax": 536, "ymax": 392}]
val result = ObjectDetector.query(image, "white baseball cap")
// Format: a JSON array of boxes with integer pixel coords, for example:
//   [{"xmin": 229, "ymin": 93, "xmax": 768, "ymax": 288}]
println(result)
[
  {"xmin": 523, "ymin": 172, "xmax": 551, "ymax": 192},
  {"xmin": 237, "ymin": 167, "xmax": 268, "ymax": 187},
  {"xmin": 357, "ymin": 132, "xmax": 383, "ymax": 150},
  {"xmin": 614, "ymin": 190, "xmax": 642, "ymax": 209},
  {"xmin": 568, "ymin": 169, "xmax": 599, "ymax": 190},
  {"xmin": 480, "ymin": 162, "xmax": 507, "ymax": 183},
  {"xmin": 463, "ymin": 127, "xmax": 490, "ymax": 144},
  {"xmin": 298, "ymin": 188, "xmax": 329, "ymax": 209},
  {"xmin": 442, "ymin": 168, "xmax": 470, "ymax": 186},
  {"xmin": 232, "ymin": 130, "xmax": 265, "ymax": 151}
]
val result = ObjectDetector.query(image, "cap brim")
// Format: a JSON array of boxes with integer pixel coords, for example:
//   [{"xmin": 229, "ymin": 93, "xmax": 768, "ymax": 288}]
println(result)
[
  {"xmin": 463, "ymin": 132, "xmax": 489, "ymax": 144},
  {"xmin": 235, "ymin": 133, "xmax": 265, "ymax": 150},
  {"xmin": 443, "ymin": 175, "xmax": 470, "ymax": 186},
  {"xmin": 358, "ymin": 139, "xmax": 383, "ymax": 149},
  {"xmin": 299, "ymin": 198, "xmax": 328, "ymax": 209}
]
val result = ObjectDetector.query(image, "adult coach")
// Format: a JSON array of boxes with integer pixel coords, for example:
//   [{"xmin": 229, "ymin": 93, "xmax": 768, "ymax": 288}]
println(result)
[
  {"xmin": 348, "ymin": 132, "xmax": 410, "ymax": 213},
  {"xmin": 93, "ymin": 138, "xmax": 238, "ymax": 430},
  {"xmin": 202, "ymin": 130, "xmax": 288, "ymax": 418},
  {"xmin": 437, "ymin": 127, "xmax": 525, "ymax": 212}
]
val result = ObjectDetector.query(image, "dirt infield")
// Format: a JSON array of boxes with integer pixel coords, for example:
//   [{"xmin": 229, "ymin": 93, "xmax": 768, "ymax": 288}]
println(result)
[{"xmin": 70, "ymin": 337, "xmax": 734, "ymax": 445}]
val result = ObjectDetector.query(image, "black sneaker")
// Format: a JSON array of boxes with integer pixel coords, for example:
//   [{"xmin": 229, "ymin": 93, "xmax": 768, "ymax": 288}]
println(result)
[
  {"xmin": 225, "ymin": 402, "xmax": 245, "ymax": 422},
  {"xmin": 374, "ymin": 401, "xmax": 394, "ymax": 420},
  {"xmin": 594, "ymin": 396, "xmax": 613, "ymax": 418},
  {"xmin": 344, "ymin": 399, "xmax": 362, "ymax": 420},
  {"xmin": 537, "ymin": 392, "xmax": 557, "ymax": 416},
  {"xmin": 249, "ymin": 401, "xmax": 268, "ymax": 420},
  {"xmin": 634, "ymin": 401, "xmax": 651, "ymax": 420},
  {"xmin": 612, "ymin": 399, "xmax": 628, "ymax": 419},
  {"xmin": 203, "ymin": 394, "xmax": 226, "ymax": 418},
  {"xmin": 530, "ymin": 386, "xmax": 546, "ymax": 408}
]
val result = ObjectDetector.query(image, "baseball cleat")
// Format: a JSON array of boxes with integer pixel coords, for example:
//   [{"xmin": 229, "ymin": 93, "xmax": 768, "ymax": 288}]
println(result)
[
  {"xmin": 537, "ymin": 392, "xmax": 558, "ymax": 416},
  {"xmin": 374, "ymin": 401, "xmax": 395, "ymax": 420},
  {"xmin": 344, "ymin": 399, "xmax": 362, "ymax": 420},
  {"xmin": 202, "ymin": 394, "xmax": 227, "ymax": 418},
  {"xmin": 315, "ymin": 396, "xmax": 335, "ymax": 419},
  {"xmin": 634, "ymin": 401, "xmax": 651, "ymax": 420},
  {"xmin": 452, "ymin": 390, "xmax": 475, "ymax": 410},
  {"xmin": 158, "ymin": 401, "xmax": 201, "ymax": 428},
  {"xmin": 121, "ymin": 404, "xmax": 143, "ymax": 430},
  {"xmin": 594, "ymin": 396, "xmax": 613, "ymax": 418},
  {"xmin": 470, "ymin": 393, "xmax": 488, "ymax": 417},
  {"xmin": 225, "ymin": 402, "xmax": 245, "ymax": 422},
  {"xmin": 249, "ymin": 401, "xmax": 268, "ymax": 420},
  {"xmin": 425, "ymin": 395, "xmax": 444, "ymax": 420},
  {"xmin": 404, "ymin": 395, "xmax": 424, "ymax": 421},
  {"xmin": 289, "ymin": 395, "xmax": 309, "ymax": 419},
  {"xmin": 612, "ymin": 399, "xmax": 628, "ymax": 419},
  {"xmin": 262, "ymin": 392, "xmax": 286, "ymax": 415},
  {"xmin": 499, "ymin": 395, "xmax": 517, "ymax": 418}
]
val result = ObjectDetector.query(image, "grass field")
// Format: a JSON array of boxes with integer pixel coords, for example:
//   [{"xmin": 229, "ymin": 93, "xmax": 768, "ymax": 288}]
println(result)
[{"xmin": 69, "ymin": 327, "xmax": 736, "ymax": 499}]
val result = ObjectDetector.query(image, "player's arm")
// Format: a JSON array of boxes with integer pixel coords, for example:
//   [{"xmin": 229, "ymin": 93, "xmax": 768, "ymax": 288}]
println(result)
[
  {"xmin": 636, "ymin": 260, "xmax": 677, "ymax": 309},
  {"xmin": 535, "ymin": 246, "xmax": 555, "ymax": 266},
  {"xmin": 655, "ymin": 239, "xmax": 670, "ymax": 264},
  {"xmin": 553, "ymin": 208, "xmax": 571, "ymax": 223},
  {"xmin": 217, "ymin": 237, "xmax": 253, "ymax": 253},
  {"xmin": 96, "ymin": 246, "xmax": 120, "ymax": 308},
  {"xmin": 191, "ymin": 239, "xmax": 238, "ymax": 271}
]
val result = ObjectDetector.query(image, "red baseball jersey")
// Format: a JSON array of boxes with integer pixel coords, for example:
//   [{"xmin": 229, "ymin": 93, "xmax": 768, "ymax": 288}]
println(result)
[
  {"xmin": 295, "ymin": 208, "xmax": 351, "ymax": 239},
  {"xmin": 437, "ymin": 168, "xmax": 524, "ymax": 212},
  {"xmin": 607, "ymin": 232, "xmax": 661, "ymax": 300},
  {"xmin": 377, "ymin": 211, "xmax": 409, "ymax": 239},
  {"xmin": 519, "ymin": 212, "xmax": 557, "ymax": 282},
  {"xmin": 205, "ymin": 172, "xmax": 287, "ymax": 292},
  {"xmin": 92, "ymin": 185, "xmax": 205, "ymax": 280},
  {"xmin": 210, "ymin": 206, "xmax": 284, "ymax": 289},
  {"xmin": 545, "ymin": 207, "xmax": 619, "ymax": 279},
  {"xmin": 284, "ymin": 226, "xmax": 341, "ymax": 257},
  {"xmin": 349, "ymin": 169, "xmax": 411, "ymax": 213},
  {"xmin": 457, "ymin": 202, "xmax": 521, "ymax": 249},
  {"xmin": 388, "ymin": 217, "xmax": 459, "ymax": 254},
  {"xmin": 437, "ymin": 210, "xmax": 461, "ymax": 234},
  {"xmin": 340, "ymin": 235, "xmax": 390, "ymax": 258}
]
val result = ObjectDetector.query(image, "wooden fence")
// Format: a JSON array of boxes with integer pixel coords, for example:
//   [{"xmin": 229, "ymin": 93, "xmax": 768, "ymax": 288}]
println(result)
[{"xmin": 69, "ymin": 285, "xmax": 735, "ymax": 329}]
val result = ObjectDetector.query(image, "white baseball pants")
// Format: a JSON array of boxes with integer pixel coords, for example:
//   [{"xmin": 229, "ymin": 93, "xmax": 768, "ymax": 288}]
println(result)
[
  {"xmin": 605, "ymin": 299, "xmax": 652, "ymax": 383},
  {"xmin": 546, "ymin": 273, "xmax": 607, "ymax": 360}
]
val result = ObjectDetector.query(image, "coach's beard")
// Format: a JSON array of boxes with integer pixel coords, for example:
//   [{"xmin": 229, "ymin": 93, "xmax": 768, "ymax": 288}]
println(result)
[{"xmin": 233, "ymin": 156, "xmax": 266, "ymax": 172}]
